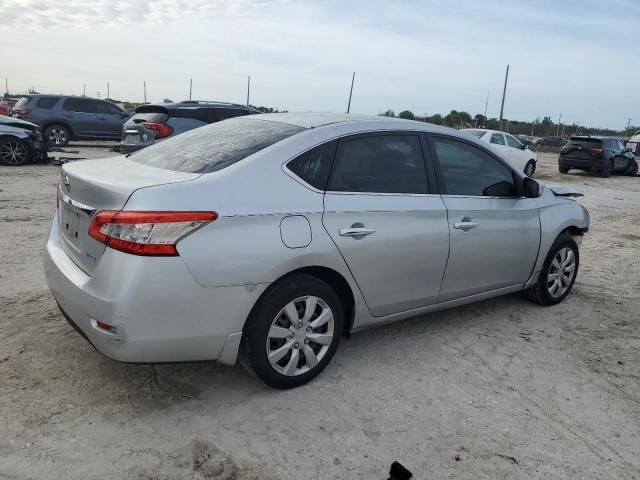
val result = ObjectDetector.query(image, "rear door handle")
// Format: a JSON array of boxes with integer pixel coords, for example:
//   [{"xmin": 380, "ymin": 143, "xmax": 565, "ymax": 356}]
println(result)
[
  {"xmin": 339, "ymin": 227, "xmax": 376, "ymax": 237},
  {"xmin": 453, "ymin": 221, "xmax": 479, "ymax": 230}
]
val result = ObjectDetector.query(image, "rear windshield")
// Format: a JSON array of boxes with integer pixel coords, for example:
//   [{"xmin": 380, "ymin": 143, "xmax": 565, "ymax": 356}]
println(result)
[
  {"xmin": 464, "ymin": 130, "xmax": 485, "ymax": 138},
  {"xmin": 130, "ymin": 112, "xmax": 169, "ymax": 123},
  {"xmin": 569, "ymin": 138, "xmax": 602, "ymax": 146},
  {"xmin": 129, "ymin": 117, "xmax": 305, "ymax": 173},
  {"xmin": 13, "ymin": 97, "xmax": 31, "ymax": 109}
]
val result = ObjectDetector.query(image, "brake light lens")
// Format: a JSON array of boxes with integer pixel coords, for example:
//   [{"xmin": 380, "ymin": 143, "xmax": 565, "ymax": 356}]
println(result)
[
  {"xmin": 143, "ymin": 122, "xmax": 173, "ymax": 139},
  {"xmin": 88, "ymin": 211, "xmax": 218, "ymax": 256},
  {"xmin": 591, "ymin": 147, "xmax": 603, "ymax": 156},
  {"xmin": 13, "ymin": 108, "xmax": 32, "ymax": 116}
]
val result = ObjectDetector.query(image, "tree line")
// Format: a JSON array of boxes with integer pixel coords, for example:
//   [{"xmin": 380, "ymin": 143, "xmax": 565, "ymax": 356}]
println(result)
[{"xmin": 379, "ymin": 109, "xmax": 638, "ymax": 138}]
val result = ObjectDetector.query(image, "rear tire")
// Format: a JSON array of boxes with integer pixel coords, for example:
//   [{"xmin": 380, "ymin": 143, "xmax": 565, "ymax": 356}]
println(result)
[
  {"xmin": 598, "ymin": 159, "xmax": 613, "ymax": 178},
  {"xmin": 44, "ymin": 124, "xmax": 70, "ymax": 147},
  {"xmin": 559, "ymin": 165, "xmax": 570, "ymax": 174},
  {"xmin": 0, "ymin": 137, "xmax": 31, "ymax": 166},
  {"xmin": 240, "ymin": 274, "xmax": 343, "ymax": 389},
  {"xmin": 525, "ymin": 234, "xmax": 579, "ymax": 306}
]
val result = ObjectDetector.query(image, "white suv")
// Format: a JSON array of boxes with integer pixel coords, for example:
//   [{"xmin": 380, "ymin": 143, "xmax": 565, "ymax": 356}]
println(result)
[{"xmin": 463, "ymin": 129, "xmax": 538, "ymax": 176}]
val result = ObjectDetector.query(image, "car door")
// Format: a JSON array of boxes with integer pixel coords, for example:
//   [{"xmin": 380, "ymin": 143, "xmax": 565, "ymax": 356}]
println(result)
[
  {"xmin": 61, "ymin": 98, "xmax": 99, "ymax": 137},
  {"xmin": 428, "ymin": 135, "xmax": 540, "ymax": 302},
  {"xmin": 504, "ymin": 133, "xmax": 527, "ymax": 171},
  {"xmin": 96, "ymin": 101, "xmax": 128, "ymax": 139},
  {"xmin": 322, "ymin": 133, "xmax": 450, "ymax": 317}
]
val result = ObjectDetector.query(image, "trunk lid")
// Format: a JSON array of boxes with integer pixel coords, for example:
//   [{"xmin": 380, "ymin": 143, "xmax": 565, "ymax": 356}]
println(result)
[
  {"xmin": 561, "ymin": 138, "xmax": 603, "ymax": 160},
  {"xmin": 57, "ymin": 156, "xmax": 200, "ymax": 274}
]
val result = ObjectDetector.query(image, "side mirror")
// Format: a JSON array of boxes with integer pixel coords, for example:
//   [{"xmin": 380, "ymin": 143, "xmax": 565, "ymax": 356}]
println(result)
[
  {"xmin": 520, "ymin": 143, "xmax": 527, "ymax": 150},
  {"xmin": 523, "ymin": 177, "xmax": 541, "ymax": 198},
  {"xmin": 121, "ymin": 111, "xmax": 130, "ymax": 118}
]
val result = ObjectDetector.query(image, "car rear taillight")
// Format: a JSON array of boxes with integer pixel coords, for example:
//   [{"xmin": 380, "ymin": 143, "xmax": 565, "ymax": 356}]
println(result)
[
  {"xmin": 143, "ymin": 122, "xmax": 173, "ymax": 139},
  {"xmin": 88, "ymin": 211, "xmax": 218, "ymax": 256},
  {"xmin": 13, "ymin": 108, "xmax": 31, "ymax": 116},
  {"xmin": 591, "ymin": 147, "xmax": 603, "ymax": 157}
]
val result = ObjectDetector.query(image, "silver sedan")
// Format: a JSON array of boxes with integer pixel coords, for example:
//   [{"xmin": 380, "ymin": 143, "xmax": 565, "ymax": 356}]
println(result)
[{"xmin": 44, "ymin": 113, "xmax": 589, "ymax": 388}]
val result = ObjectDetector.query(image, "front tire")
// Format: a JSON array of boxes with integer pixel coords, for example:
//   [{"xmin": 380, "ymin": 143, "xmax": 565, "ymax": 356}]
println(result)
[
  {"xmin": 0, "ymin": 137, "xmax": 31, "ymax": 166},
  {"xmin": 625, "ymin": 159, "xmax": 638, "ymax": 176},
  {"xmin": 559, "ymin": 165, "xmax": 570, "ymax": 174},
  {"xmin": 44, "ymin": 124, "xmax": 70, "ymax": 146},
  {"xmin": 525, "ymin": 234, "xmax": 579, "ymax": 306},
  {"xmin": 240, "ymin": 274, "xmax": 343, "ymax": 389}
]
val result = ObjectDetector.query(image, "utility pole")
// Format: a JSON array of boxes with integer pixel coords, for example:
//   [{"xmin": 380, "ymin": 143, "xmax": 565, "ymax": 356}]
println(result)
[
  {"xmin": 627, "ymin": 118, "xmax": 632, "ymax": 135},
  {"xmin": 498, "ymin": 65, "xmax": 509, "ymax": 130},
  {"xmin": 106, "ymin": 82, "xmax": 110, "ymax": 99},
  {"xmin": 189, "ymin": 78, "xmax": 193, "ymax": 101},
  {"xmin": 83, "ymin": 84, "xmax": 86, "ymax": 96},
  {"xmin": 97, "ymin": 91, "xmax": 100, "ymax": 99},
  {"xmin": 483, "ymin": 90, "xmax": 489, "ymax": 118},
  {"xmin": 4, "ymin": 77, "xmax": 8, "ymax": 95},
  {"xmin": 246, "ymin": 76, "xmax": 250, "ymax": 106},
  {"xmin": 143, "ymin": 81, "xmax": 147, "ymax": 103},
  {"xmin": 556, "ymin": 113, "xmax": 562, "ymax": 136},
  {"xmin": 346, "ymin": 72, "xmax": 355, "ymax": 113}
]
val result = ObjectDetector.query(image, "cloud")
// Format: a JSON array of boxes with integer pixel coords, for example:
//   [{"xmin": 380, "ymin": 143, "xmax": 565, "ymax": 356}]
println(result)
[{"xmin": 0, "ymin": 0, "xmax": 283, "ymax": 29}]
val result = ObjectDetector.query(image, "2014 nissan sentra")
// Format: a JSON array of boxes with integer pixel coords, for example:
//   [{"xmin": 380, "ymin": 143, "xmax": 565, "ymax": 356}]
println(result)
[{"xmin": 44, "ymin": 113, "xmax": 590, "ymax": 388}]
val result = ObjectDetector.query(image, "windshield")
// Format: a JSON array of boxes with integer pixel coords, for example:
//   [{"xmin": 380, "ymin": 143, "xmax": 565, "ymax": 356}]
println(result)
[{"xmin": 129, "ymin": 117, "xmax": 305, "ymax": 173}]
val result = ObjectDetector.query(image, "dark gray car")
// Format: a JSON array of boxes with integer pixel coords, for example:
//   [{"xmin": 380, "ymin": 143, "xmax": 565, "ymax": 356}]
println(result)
[
  {"xmin": 120, "ymin": 101, "xmax": 259, "ymax": 153},
  {"xmin": 12, "ymin": 95, "xmax": 130, "ymax": 146}
]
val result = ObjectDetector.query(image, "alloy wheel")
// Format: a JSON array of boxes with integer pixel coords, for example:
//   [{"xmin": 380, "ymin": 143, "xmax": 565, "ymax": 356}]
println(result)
[
  {"xmin": 0, "ymin": 140, "xmax": 28, "ymax": 165},
  {"xmin": 48, "ymin": 128, "xmax": 67, "ymax": 145},
  {"xmin": 525, "ymin": 162, "xmax": 535, "ymax": 177},
  {"xmin": 546, "ymin": 247, "xmax": 576, "ymax": 298},
  {"xmin": 266, "ymin": 295, "xmax": 334, "ymax": 376}
]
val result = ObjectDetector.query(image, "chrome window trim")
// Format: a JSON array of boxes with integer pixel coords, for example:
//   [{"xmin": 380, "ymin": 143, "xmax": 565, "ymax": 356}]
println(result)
[{"xmin": 58, "ymin": 187, "xmax": 96, "ymax": 215}]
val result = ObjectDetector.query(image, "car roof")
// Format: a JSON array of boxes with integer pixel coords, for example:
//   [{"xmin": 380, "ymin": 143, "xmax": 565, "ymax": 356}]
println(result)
[
  {"xmin": 141, "ymin": 101, "xmax": 256, "ymax": 111},
  {"xmin": 242, "ymin": 112, "xmax": 461, "ymax": 132},
  {"xmin": 462, "ymin": 128, "xmax": 512, "ymax": 136},
  {"xmin": 570, "ymin": 135, "xmax": 611, "ymax": 140}
]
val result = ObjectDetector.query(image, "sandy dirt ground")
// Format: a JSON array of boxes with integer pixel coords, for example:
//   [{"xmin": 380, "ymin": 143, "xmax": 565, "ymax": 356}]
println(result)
[{"xmin": 1, "ymin": 145, "xmax": 639, "ymax": 480}]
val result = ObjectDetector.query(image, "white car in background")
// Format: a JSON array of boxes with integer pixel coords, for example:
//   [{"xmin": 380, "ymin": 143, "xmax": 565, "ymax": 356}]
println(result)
[{"xmin": 463, "ymin": 129, "xmax": 538, "ymax": 177}]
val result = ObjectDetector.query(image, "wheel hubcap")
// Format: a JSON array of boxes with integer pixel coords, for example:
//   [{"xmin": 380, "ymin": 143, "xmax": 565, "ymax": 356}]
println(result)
[
  {"xmin": 547, "ymin": 247, "xmax": 576, "ymax": 298},
  {"xmin": 0, "ymin": 141, "xmax": 27, "ymax": 165},
  {"xmin": 266, "ymin": 295, "xmax": 334, "ymax": 376},
  {"xmin": 525, "ymin": 163, "xmax": 534, "ymax": 176},
  {"xmin": 48, "ymin": 128, "xmax": 66, "ymax": 145}
]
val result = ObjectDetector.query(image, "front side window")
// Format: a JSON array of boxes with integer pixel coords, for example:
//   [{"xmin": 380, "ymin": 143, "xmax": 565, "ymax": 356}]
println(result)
[
  {"xmin": 129, "ymin": 117, "xmax": 304, "ymax": 173},
  {"xmin": 63, "ymin": 98, "xmax": 97, "ymax": 114},
  {"xmin": 490, "ymin": 133, "xmax": 506, "ymax": 145},
  {"xmin": 505, "ymin": 134, "xmax": 522, "ymax": 148},
  {"xmin": 433, "ymin": 137, "xmax": 516, "ymax": 197},
  {"xmin": 287, "ymin": 141, "xmax": 337, "ymax": 190},
  {"xmin": 97, "ymin": 102, "xmax": 124, "ymax": 116},
  {"xmin": 328, "ymin": 135, "xmax": 428, "ymax": 194}
]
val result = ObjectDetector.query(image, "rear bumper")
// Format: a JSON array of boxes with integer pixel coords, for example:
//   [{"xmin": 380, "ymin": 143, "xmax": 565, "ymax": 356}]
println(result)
[
  {"xmin": 43, "ymin": 214, "xmax": 268, "ymax": 364},
  {"xmin": 558, "ymin": 156, "xmax": 602, "ymax": 170}
]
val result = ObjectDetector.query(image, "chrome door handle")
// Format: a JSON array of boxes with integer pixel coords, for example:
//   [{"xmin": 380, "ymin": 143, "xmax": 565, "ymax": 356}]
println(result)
[
  {"xmin": 339, "ymin": 227, "xmax": 376, "ymax": 237},
  {"xmin": 453, "ymin": 221, "xmax": 479, "ymax": 230}
]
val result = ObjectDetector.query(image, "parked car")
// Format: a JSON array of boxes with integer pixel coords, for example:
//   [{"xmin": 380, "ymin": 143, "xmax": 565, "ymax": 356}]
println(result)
[
  {"xmin": 0, "ymin": 101, "xmax": 11, "ymax": 116},
  {"xmin": 559, "ymin": 136, "xmax": 637, "ymax": 177},
  {"xmin": 12, "ymin": 94, "xmax": 130, "ymax": 146},
  {"xmin": 44, "ymin": 113, "xmax": 589, "ymax": 389},
  {"xmin": 542, "ymin": 136, "xmax": 567, "ymax": 147},
  {"xmin": 0, "ymin": 116, "xmax": 48, "ymax": 166},
  {"xmin": 120, "ymin": 100, "xmax": 259, "ymax": 153},
  {"xmin": 462, "ymin": 128, "xmax": 538, "ymax": 176},
  {"xmin": 626, "ymin": 130, "xmax": 640, "ymax": 156}
]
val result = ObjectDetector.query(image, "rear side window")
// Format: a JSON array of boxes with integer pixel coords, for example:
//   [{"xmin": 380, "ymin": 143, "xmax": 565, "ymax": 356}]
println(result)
[
  {"xmin": 287, "ymin": 141, "xmax": 337, "ymax": 190},
  {"xmin": 170, "ymin": 108, "xmax": 206, "ymax": 122},
  {"xmin": 129, "ymin": 118, "xmax": 305, "ymax": 173},
  {"xmin": 433, "ymin": 137, "xmax": 516, "ymax": 197},
  {"xmin": 328, "ymin": 135, "xmax": 428, "ymax": 194},
  {"xmin": 63, "ymin": 98, "xmax": 97, "ymax": 114},
  {"xmin": 36, "ymin": 97, "xmax": 60, "ymax": 109},
  {"xmin": 490, "ymin": 133, "xmax": 506, "ymax": 145},
  {"xmin": 206, "ymin": 108, "xmax": 253, "ymax": 123}
]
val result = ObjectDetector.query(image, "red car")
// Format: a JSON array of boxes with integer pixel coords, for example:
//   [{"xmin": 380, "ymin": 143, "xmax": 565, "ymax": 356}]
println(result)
[{"xmin": 0, "ymin": 102, "xmax": 11, "ymax": 116}]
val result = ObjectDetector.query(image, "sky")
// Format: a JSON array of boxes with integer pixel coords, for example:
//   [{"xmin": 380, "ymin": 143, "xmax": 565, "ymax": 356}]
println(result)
[{"xmin": 1, "ymin": 0, "xmax": 638, "ymax": 129}]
